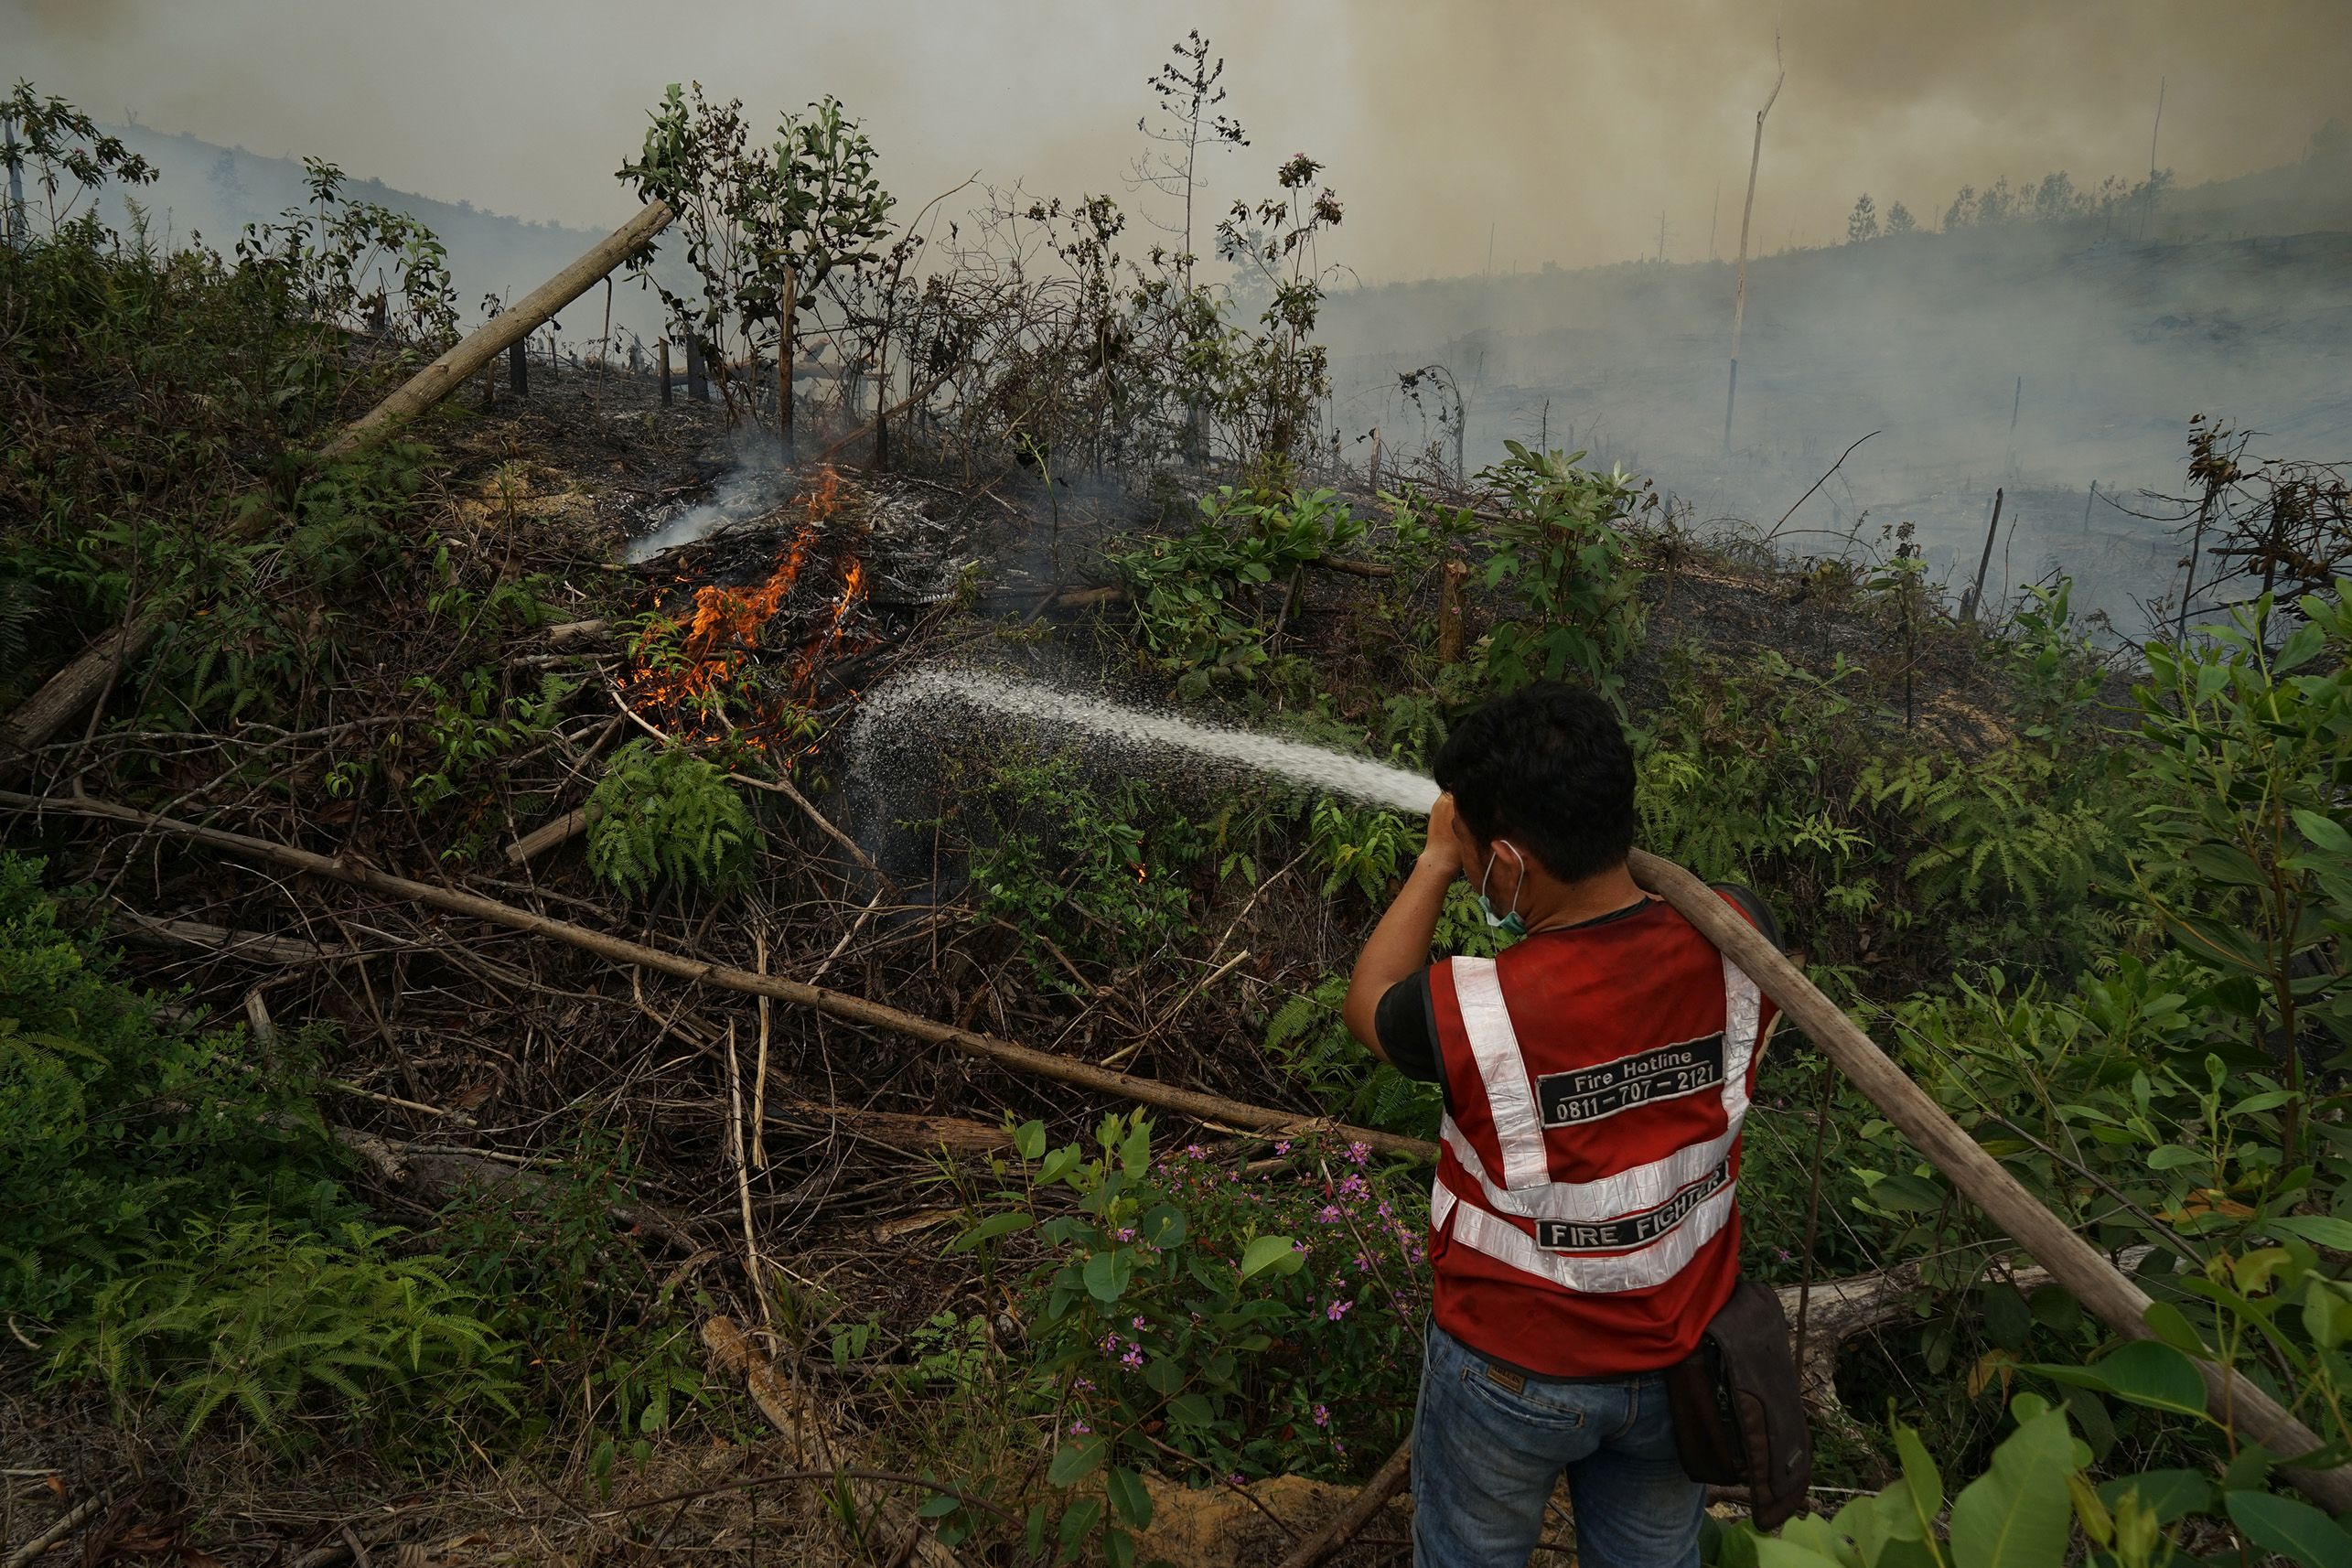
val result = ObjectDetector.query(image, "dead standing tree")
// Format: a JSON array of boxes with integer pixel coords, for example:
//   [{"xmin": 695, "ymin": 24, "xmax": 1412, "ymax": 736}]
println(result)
[{"xmin": 1723, "ymin": 33, "xmax": 1784, "ymax": 453}]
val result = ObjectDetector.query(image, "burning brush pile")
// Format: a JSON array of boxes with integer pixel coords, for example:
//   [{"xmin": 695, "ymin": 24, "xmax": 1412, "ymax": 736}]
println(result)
[{"xmin": 618, "ymin": 466, "xmax": 884, "ymax": 762}]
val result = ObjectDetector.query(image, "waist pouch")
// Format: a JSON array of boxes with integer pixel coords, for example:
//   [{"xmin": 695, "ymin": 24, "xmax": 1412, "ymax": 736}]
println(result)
[{"xmin": 1663, "ymin": 1277, "xmax": 1813, "ymax": 1530}]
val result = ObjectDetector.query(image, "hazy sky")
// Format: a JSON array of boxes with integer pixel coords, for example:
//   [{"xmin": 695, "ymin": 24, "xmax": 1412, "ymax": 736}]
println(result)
[{"xmin": 14, "ymin": 0, "xmax": 2351, "ymax": 278}]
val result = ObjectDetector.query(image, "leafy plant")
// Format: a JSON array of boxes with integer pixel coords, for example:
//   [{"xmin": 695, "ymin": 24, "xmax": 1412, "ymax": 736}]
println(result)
[
  {"xmin": 1112, "ymin": 485, "xmax": 1365, "ymax": 697},
  {"xmin": 1474, "ymin": 440, "xmax": 1648, "ymax": 701},
  {"xmin": 1263, "ymin": 974, "xmax": 1442, "ymax": 1139},
  {"xmin": 48, "ymin": 1211, "xmax": 514, "ymax": 1447},
  {"xmin": 619, "ymin": 83, "xmax": 894, "ymax": 430},
  {"xmin": 585, "ymin": 739, "xmax": 762, "ymax": 897},
  {"xmin": 950, "ymin": 1114, "xmax": 1426, "ymax": 1563},
  {"xmin": 2130, "ymin": 585, "xmax": 2352, "ymax": 1161}
]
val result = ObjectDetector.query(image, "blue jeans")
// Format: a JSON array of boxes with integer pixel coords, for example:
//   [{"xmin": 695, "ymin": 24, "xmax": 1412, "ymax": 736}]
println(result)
[{"xmin": 1412, "ymin": 1323, "xmax": 1704, "ymax": 1568}]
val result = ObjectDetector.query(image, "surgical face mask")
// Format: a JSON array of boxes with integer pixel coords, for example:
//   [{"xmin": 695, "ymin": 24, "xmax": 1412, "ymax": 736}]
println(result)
[{"xmin": 1477, "ymin": 842, "xmax": 1529, "ymax": 939}]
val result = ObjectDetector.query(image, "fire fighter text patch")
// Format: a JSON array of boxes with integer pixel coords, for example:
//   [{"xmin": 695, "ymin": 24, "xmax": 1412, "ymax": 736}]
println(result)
[
  {"xmin": 1533, "ymin": 1032, "xmax": 1726, "ymax": 1127},
  {"xmin": 1533, "ymin": 1159, "xmax": 1734, "ymax": 1253}
]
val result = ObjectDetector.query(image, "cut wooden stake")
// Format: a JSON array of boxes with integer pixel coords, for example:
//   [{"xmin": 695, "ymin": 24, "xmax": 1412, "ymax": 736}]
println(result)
[
  {"xmin": 1629, "ymin": 846, "xmax": 2352, "ymax": 1512},
  {"xmin": 1, "ymin": 791, "xmax": 1434, "ymax": 1162},
  {"xmin": 1435, "ymin": 561, "xmax": 1470, "ymax": 664}
]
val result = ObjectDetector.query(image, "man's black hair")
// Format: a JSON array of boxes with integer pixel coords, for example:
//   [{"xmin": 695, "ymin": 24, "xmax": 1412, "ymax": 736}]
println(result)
[{"xmin": 1431, "ymin": 682, "xmax": 1636, "ymax": 882}]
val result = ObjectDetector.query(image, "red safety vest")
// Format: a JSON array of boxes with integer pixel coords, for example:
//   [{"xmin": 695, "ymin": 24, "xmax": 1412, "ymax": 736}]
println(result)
[{"xmin": 1426, "ymin": 895, "xmax": 1777, "ymax": 1377}]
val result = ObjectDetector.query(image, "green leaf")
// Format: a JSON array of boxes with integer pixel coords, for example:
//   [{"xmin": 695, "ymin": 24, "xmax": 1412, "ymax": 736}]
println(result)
[
  {"xmin": 1057, "ymin": 1495, "xmax": 1101, "ymax": 1551},
  {"xmin": 1240, "ymin": 1235, "xmax": 1304, "ymax": 1280},
  {"xmin": 2028, "ymin": 1342, "xmax": 2208, "ymax": 1420},
  {"xmin": 2145, "ymin": 1144, "xmax": 2207, "ymax": 1170},
  {"xmin": 1751, "ymin": 1539, "xmax": 1846, "ymax": 1568},
  {"xmin": 2225, "ymin": 1490, "xmax": 2352, "ymax": 1568},
  {"xmin": 2097, "ymin": 1468, "xmax": 2214, "ymax": 1527},
  {"xmin": 1896, "ymin": 1423, "xmax": 1946, "ymax": 1522},
  {"xmin": 1948, "ymin": 1406, "xmax": 2078, "ymax": 1568},
  {"xmin": 2271, "ymin": 1215, "xmax": 2352, "ymax": 1251},
  {"xmin": 2293, "ymin": 809, "xmax": 2352, "ymax": 857},
  {"xmin": 950, "ymin": 1211, "xmax": 1033, "ymax": 1252},
  {"xmin": 2142, "ymin": 1301, "xmax": 2209, "ymax": 1357},
  {"xmin": 1047, "ymin": 1434, "xmax": 1108, "ymax": 1488},
  {"xmin": 2185, "ymin": 841, "xmax": 2270, "ymax": 887},
  {"xmin": 1166, "ymin": 1392, "xmax": 1214, "ymax": 1427},
  {"xmin": 1015, "ymin": 1120, "xmax": 1047, "ymax": 1161},
  {"xmin": 1082, "ymin": 1250, "xmax": 1134, "ymax": 1304},
  {"xmin": 1107, "ymin": 1466, "xmax": 1154, "ymax": 1530}
]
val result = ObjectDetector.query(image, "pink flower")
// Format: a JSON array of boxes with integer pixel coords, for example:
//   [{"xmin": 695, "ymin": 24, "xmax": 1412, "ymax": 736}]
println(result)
[
  {"xmin": 1316, "ymin": 1204, "xmax": 1343, "ymax": 1224},
  {"xmin": 1131, "ymin": 1315, "xmax": 1146, "ymax": 1330},
  {"xmin": 1347, "ymin": 1142, "xmax": 1370, "ymax": 1165},
  {"xmin": 1274, "ymin": 1140, "xmax": 1293, "ymax": 1155},
  {"xmin": 1122, "ymin": 1346, "xmax": 1145, "ymax": 1369},
  {"xmin": 1326, "ymin": 1299, "xmax": 1354, "ymax": 1321},
  {"xmin": 1313, "ymin": 1403, "xmax": 1330, "ymax": 1427},
  {"xmin": 1070, "ymin": 1421, "xmax": 1091, "ymax": 1435}
]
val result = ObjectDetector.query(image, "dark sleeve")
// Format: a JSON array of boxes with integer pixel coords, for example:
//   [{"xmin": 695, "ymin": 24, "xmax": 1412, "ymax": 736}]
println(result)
[
  {"xmin": 1710, "ymin": 882, "xmax": 1785, "ymax": 952},
  {"xmin": 1374, "ymin": 969, "xmax": 1443, "ymax": 1081}
]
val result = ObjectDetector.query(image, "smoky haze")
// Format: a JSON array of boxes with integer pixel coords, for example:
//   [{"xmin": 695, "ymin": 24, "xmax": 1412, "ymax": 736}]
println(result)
[
  {"xmin": 13, "ymin": 0, "xmax": 2349, "ymax": 274},
  {"xmin": 14, "ymin": 0, "xmax": 2352, "ymax": 631}
]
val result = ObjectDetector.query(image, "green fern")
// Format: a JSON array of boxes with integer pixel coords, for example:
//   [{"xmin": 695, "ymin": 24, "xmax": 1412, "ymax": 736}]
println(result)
[
  {"xmin": 585, "ymin": 740, "xmax": 762, "ymax": 897},
  {"xmin": 47, "ymin": 1209, "xmax": 517, "ymax": 1445}
]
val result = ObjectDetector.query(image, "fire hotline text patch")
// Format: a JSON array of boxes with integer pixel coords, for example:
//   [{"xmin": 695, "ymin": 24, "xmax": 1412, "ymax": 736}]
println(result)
[
  {"xmin": 1533, "ymin": 1032, "xmax": 1725, "ymax": 1127},
  {"xmin": 1533, "ymin": 1159, "xmax": 1734, "ymax": 1253}
]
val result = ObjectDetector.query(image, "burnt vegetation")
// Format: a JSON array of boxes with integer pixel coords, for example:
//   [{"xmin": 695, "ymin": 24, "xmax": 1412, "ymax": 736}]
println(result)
[{"xmin": 5, "ymin": 50, "xmax": 2352, "ymax": 1568}]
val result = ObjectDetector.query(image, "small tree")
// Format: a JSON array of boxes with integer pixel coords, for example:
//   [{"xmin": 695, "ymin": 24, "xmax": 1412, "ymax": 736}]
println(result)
[
  {"xmin": 1128, "ymin": 29, "xmax": 1249, "ymax": 288},
  {"xmin": 1845, "ymin": 192, "xmax": 1880, "ymax": 243},
  {"xmin": 1214, "ymin": 153, "xmax": 1344, "ymax": 468},
  {"xmin": 759, "ymin": 97, "xmax": 893, "ymax": 452},
  {"xmin": 619, "ymin": 84, "xmax": 893, "ymax": 443},
  {"xmin": 1884, "ymin": 200, "xmax": 1917, "ymax": 236},
  {"xmin": 0, "ymin": 81, "xmax": 155, "ymax": 241}
]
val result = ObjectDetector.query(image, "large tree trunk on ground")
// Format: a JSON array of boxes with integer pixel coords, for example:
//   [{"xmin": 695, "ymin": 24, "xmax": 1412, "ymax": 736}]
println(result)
[{"xmin": 322, "ymin": 201, "xmax": 674, "ymax": 460}]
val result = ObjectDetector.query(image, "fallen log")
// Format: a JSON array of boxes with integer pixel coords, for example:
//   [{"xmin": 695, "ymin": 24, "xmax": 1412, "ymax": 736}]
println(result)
[
  {"xmin": 1, "ymin": 790, "xmax": 1434, "ymax": 1162},
  {"xmin": 506, "ymin": 806, "xmax": 590, "ymax": 865},
  {"xmin": 321, "ymin": 200, "xmax": 674, "ymax": 459},
  {"xmin": 1631, "ymin": 847, "xmax": 2352, "ymax": 1512},
  {"xmin": 1273, "ymin": 1436, "xmax": 1411, "ymax": 1568},
  {"xmin": 0, "ymin": 620, "xmax": 152, "ymax": 782},
  {"xmin": 112, "ymin": 909, "xmax": 341, "ymax": 964}
]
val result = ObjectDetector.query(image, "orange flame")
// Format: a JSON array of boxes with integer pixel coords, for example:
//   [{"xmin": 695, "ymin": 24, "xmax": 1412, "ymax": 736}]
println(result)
[{"xmin": 623, "ymin": 465, "xmax": 867, "ymax": 755}]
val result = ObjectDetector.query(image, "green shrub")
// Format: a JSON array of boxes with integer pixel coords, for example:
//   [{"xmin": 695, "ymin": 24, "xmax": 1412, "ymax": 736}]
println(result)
[
  {"xmin": 951, "ymin": 1113, "xmax": 1426, "ymax": 1563},
  {"xmin": 1112, "ymin": 486, "xmax": 1365, "ymax": 698},
  {"xmin": 0, "ymin": 853, "xmax": 344, "ymax": 1326},
  {"xmin": 585, "ymin": 739, "xmax": 763, "ymax": 897},
  {"xmin": 1471, "ymin": 441, "xmax": 1647, "ymax": 701}
]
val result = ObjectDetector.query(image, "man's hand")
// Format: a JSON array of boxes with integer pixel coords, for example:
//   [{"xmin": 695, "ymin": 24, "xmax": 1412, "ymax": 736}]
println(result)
[
  {"xmin": 1345, "ymin": 792, "xmax": 1467, "ymax": 1055},
  {"xmin": 1420, "ymin": 792, "xmax": 1466, "ymax": 878}
]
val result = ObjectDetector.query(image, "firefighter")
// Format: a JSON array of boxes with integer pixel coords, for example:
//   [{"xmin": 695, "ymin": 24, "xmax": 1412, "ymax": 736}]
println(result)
[{"xmin": 1344, "ymin": 682, "xmax": 1781, "ymax": 1568}]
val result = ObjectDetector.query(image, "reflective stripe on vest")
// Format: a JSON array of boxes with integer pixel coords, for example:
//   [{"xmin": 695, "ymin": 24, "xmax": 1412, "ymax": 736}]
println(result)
[{"xmin": 1434, "ymin": 952, "xmax": 1763, "ymax": 1294}]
